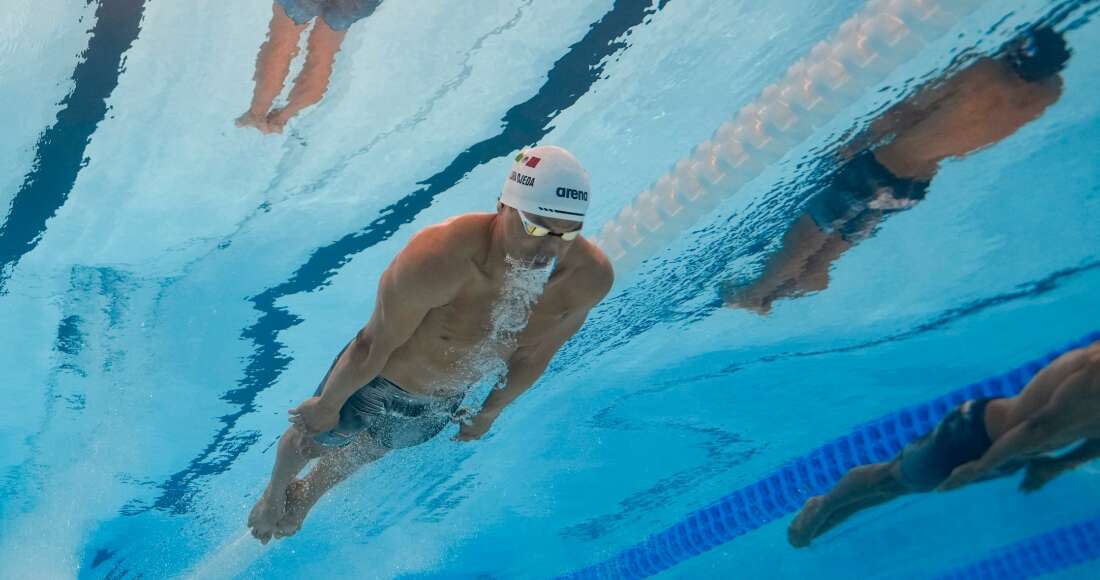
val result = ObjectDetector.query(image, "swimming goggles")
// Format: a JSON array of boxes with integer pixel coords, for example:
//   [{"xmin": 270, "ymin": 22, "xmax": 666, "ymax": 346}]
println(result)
[{"xmin": 518, "ymin": 210, "xmax": 581, "ymax": 241}]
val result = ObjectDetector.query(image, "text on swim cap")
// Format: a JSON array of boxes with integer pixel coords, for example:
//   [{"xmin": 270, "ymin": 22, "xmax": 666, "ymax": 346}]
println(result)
[
  {"xmin": 509, "ymin": 171, "xmax": 535, "ymax": 187},
  {"xmin": 556, "ymin": 187, "xmax": 588, "ymax": 202}
]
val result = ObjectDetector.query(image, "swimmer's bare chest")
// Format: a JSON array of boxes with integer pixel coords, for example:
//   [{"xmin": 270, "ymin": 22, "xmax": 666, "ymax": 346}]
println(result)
[{"xmin": 381, "ymin": 270, "xmax": 575, "ymax": 396}]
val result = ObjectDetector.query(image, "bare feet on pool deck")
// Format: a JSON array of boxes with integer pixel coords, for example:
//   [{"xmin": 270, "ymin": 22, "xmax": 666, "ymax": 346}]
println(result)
[
  {"xmin": 275, "ymin": 479, "xmax": 320, "ymax": 539},
  {"xmin": 248, "ymin": 485, "xmax": 289, "ymax": 544},
  {"xmin": 788, "ymin": 496, "xmax": 827, "ymax": 548}
]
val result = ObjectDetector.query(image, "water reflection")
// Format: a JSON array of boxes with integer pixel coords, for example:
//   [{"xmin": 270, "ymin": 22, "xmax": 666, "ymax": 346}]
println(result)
[
  {"xmin": 725, "ymin": 27, "xmax": 1070, "ymax": 315},
  {"xmin": 237, "ymin": 1, "xmax": 383, "ymax": 134}
]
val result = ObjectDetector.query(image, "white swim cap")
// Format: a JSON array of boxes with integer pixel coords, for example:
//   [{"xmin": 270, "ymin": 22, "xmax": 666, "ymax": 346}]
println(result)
[{"xmin": 500, "ymin": 145, "xmax": 590, "ymax": 221}]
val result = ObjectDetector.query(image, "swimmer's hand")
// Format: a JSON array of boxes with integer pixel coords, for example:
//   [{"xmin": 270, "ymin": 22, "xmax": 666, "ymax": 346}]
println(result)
[
  {"xmin": 937, "ymin": 461, "xmax": 985, "ymax": 492},
  {"xmin": 1020, "ymin": 456, "xmax": 1064, "ymax": 493},
  {"xmin": 452, "ymin": 409, "xmax": 493, "ymax": 442},
  {"xmin": 288, "ymin": 397, "xmax": 339, "ymax": 435}
]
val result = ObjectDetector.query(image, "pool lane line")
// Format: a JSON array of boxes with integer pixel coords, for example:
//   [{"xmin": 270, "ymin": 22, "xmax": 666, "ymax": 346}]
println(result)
[
  {"xmin": 559, "ymin": 330, "xmax": 1100, "ymax": 579},
  {"xmin": 931, "ymin": 513, "xmax": 1100, "ymax": 580},
  {"xmin": 0, "ymin": 0, "xmax": 147, "ymax": 292}
]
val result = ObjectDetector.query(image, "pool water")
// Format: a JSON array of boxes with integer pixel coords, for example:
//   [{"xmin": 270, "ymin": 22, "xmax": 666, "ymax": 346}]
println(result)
[{"xmin": 1, "ymin": 0, "xmax": 1099, "ymax": 578}]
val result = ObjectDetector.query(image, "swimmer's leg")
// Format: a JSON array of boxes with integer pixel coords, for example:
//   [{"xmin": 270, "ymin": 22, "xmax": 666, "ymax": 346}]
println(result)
[
  {"xmin": 267, "ymin": 19, "xmax": 347, "ymax": 131},
  {"xmin": 727, "ymin": 215, "xmax": 832, "ymax": 314},
  {"xmin": 276, "ymin": 433, "xmax": 387, "ymax": 538},
  {"xmin": 788, "ymin": 461, "xmax": 909, "ymax": 548},
  {"xmin": 248, "ymin": 425, "xmax": 329, "ymax": 544},
  {"xmin": 794, "ymin": 230, "xmax": 852, "ymax": 294},
  {"xmin": 237, "ymin": 2, "xmax": 309, "ymax": 132}
]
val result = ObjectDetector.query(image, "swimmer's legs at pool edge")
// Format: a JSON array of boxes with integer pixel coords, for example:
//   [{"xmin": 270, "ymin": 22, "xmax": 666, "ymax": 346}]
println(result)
[
  {"xmin": 237, "ymin": 3, "xmax": 308, "ymax": 133},
  {"xmin": 248, "ymin": 425, "xmax": 386, "ymax": 543},
  {"xmin": 787, "ymin": 461, "xmax": 910, "ymax": 548},
  {"xmin": 266, "ymin": 20, "xmax": 347, "ymax": 132}
]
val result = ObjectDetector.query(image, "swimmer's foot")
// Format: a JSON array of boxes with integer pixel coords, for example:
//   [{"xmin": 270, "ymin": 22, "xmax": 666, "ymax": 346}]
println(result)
[
  {"xmin": 274, "ymin": 479, "xmax": 321, "ymax": 539},
  {"xmin": 236, "ymin": 110, "xmax": 276, "ymax": 134},
  {"xmin": 723, "ymin": 282, "xmax": 780, "ymax": 315},
  {"xmin": 265, "ymin": 108, "xmax": 293, "ymax": 134},
  {"xmin": 730, "ymin": 292, "xmax": 774, "ymax": 316},
  {"xmin": 248, "ymin": 485, "xmax": 289, "ymax": 544},
  {"xmin": 788, "ymin": 496, "xmax": 828, "ymax": 548}
]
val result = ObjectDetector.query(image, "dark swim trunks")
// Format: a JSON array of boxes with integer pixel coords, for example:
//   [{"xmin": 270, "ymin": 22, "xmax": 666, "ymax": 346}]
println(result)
[
  {"xmin": 310, "ymin": 349, "xmax": 462, "ymax": 449},
  {"xmin": 277, "ymin": 0, "xmax": 382, "ymax": 32},
  {"xmin": 898, "ymin": 398, "xmax": 1025, "ymax": 491},
  {"xmin": 806, "ymin": 149, "xmax": 931, "ymax": 242}
]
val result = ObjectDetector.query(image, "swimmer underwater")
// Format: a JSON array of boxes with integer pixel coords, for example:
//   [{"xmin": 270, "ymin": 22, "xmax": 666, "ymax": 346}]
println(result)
[
  {"xmin": 789, "ymin": 340, "xmax": 1100, "ymax": 548},
  {"xmin": 248, "ymin": 146, "xmax": 614, "ymax": 543},
  {"xmin": 726, "ymin": 27, "xmax": 1069, "ymax": 314}
]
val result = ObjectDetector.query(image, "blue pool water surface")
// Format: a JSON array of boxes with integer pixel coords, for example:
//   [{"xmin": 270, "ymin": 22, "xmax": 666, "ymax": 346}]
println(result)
[{"xmin": 1, "ymin": 0, "xmax": 1099, "ymax": 578}]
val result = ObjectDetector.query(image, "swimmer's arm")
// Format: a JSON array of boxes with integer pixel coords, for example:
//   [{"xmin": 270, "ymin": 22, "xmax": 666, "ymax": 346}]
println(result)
[
  {"xmin": 974, "ymin": 412, "xmax": 1068, "ymax": 472},
  {"xmin": 459, "ymin": 256, "xmax": 613, "ymax": 440},
  {"xmin": 841, "ymin": 94, "xmax": 928, "ymax": 157},
  {"xmin": 941, "ymin": 403, "xmax": 1080, "ymax": 491},
  {"xmin": 1020, "ymin": 438, "xmax": 1100, "ymax": 493},
  {"xmin": 456, "ymin": 311, "xmax": 590, "ymax": 440},
  {"xmin": 940, "ymin": 355, "xmax": 1100, "ymax": 491},
  {"xmin": 841, "ymin": 70, "xmax": 962, "ymax": 158},
  {"xmin": 966, "ymin": 361, "xmax": 1099, "ymax": 479},
  {"xmin": 1046, "ymin": 438, "xmax": 1100, "ymax": 471},
  {"xmin": 313, "ymin": 232, "xmax": 467, "ymax": 413},
  {"xmin": 939, "ymin": 416, "xmax": 1059, "ymax": 491}
]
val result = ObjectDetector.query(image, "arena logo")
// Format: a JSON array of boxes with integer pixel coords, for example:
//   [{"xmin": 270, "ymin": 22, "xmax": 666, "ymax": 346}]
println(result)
[
  {"xmin": 509, "ymin": 171, "xmax": 536, "ymax": 187},
  {"xmin": 556, "ymin": 187, "xmax": 588, "ymax": 201}
]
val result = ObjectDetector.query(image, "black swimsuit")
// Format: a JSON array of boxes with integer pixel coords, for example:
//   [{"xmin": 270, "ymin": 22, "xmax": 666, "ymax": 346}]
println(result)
[
  {"xmin": 806, "ymin": 149, "xmax": 931, "ymax": 242},
  {"xmin": 898, "ymin": 398, "xmax": 1026, "ymax": 491}
]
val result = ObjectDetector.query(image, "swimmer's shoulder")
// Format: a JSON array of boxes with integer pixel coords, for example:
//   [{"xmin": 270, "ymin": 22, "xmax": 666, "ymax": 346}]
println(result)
[
  {"xmin": 392, "ymin": 213, "xmax": 493, "ymax": 284},
  {"xmin": 406, "ymin": 213, "xmax": 493, "ymax": 258},
  {"xmin": 565, "ymin": 236, "xmax": 615, "ymax": 305},
  {"xmin": 1083, "ymin": 341, "xmax": 1100, "ymax": 370}
]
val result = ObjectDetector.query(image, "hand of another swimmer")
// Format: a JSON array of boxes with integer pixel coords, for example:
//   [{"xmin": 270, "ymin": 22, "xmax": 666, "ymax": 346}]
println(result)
[
  {"xmin": 1020, "ymin": 456, "xmax": 1064, "ymax": 493},
  {"xmin": 937, "ymin": 461, "xmax": 985, "ymax": 492},
  {"xmin": 288, "ymin": 397, "xmax": 339, "ymax": 436}
]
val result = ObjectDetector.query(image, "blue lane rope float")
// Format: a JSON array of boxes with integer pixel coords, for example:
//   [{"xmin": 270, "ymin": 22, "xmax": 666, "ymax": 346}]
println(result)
[
  {"xmin": 560, "ymin": 331, "xmax": 1100, "ymax": 579},
  {"xmin": 932, "ymin": 514, "xmax": 1100, "ymax": 580}
]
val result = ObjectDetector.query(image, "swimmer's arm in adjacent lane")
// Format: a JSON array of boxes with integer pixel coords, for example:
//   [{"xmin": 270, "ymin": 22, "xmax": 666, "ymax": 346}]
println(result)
[
  {"xmin": 292, "ymin": 229, "xmax": 468, "ymax": 434},
  {"xmin": 840, "ymin": 63, "xmax": 973, "ymax": 159},
  {"xmin": 1044, "ymin": 438, "xmax": 1100, "ymax": 471},
  {"xmin": 940, "ymin": 367, "xmax": 1095, "ymax": 491},
  {"xmin": 1021, "ymin": 438, "xmax": 1100, "ymax": 493}
]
